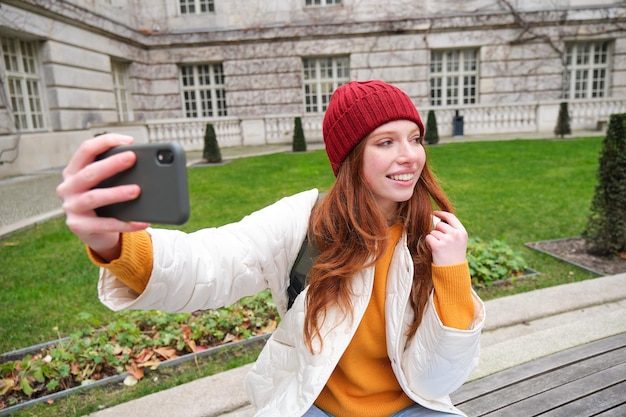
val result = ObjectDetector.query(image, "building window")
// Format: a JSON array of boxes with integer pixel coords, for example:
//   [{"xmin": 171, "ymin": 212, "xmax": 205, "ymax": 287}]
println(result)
[
  {"xmin": 1, "ymin": 37, "xmax": 45, "ymax": 131},
  {"xmin": 179, "ymin": 0, "xmax": 214, "ymax": 14},
  {"xmin": 305, "ymin": 0, "xmax": 342, "ymax": 5},
  {"xmin": 180, "ymin": 63, "xmax": 227, "ymax": 118},
  {"xmin": 565, "ymin": 41, "xmax": 610, "ymax": 99},
  {"xmin": 302, "ymin": 56, "xmax": 350, "ymax": 113},
  {"xmin": 111, "ymin": 60, "xmax": 133, "ymax": 122},
  {"xmin": 430, "ymin": 49, "xmax": 478, "ymax": 106}
]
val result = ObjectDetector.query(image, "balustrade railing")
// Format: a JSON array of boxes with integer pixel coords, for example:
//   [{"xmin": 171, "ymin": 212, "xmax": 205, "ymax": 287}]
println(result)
[
  {"xmin": 569, "ymin": 98, "xmax": 626, "ymax": 129},
  {"xmin": 145, "ymin": 98, "xmax": 625, "ymax": 150},
  {"xmin": 147, "ymin": 117, "xmax": 243, "ymax": 150}
]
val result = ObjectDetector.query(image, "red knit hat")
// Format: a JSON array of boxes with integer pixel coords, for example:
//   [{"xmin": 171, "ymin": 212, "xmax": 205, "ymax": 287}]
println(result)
[{"xmin": 322, "ymin": 80, "xmax": 424, "ymax": 176}]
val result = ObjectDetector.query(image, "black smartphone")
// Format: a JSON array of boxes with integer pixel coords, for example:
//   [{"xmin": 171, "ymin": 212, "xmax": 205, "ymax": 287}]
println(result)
[{"xmin": 93, "ymin": 142, "xmax": 190, "ymax": 225}]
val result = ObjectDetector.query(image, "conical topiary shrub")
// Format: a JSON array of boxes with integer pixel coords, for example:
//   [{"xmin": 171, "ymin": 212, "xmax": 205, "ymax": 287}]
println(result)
[
  {"xmin": 554, "ymin": 102, "xmax": 571, "ymax": 138},
  {"xmin": 292, "ymin": 116, "xmax": 307, "ymax": 152},
  {"xmin": 424, "ymin": 110, "xmax": 439, "ymax": 145},
  {"xmin": 582, "ymin": 113, "xmax": 626, "ymax": 257},
  {"xmin": 203, "ymin": 123, "xmax": 222, "ymax": 163}
]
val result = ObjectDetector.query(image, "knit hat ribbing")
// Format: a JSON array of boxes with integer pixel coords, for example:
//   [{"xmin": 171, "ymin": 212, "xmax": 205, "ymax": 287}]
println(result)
[{"xmin": 322, "ymin": 80, "xmax": 424, "ymax": 176}]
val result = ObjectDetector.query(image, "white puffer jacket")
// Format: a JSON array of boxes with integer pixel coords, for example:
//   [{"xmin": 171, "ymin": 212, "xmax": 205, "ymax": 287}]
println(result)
[{"xmin": 97, "ymin": 189, "xmax": 485, "ymax": 417}]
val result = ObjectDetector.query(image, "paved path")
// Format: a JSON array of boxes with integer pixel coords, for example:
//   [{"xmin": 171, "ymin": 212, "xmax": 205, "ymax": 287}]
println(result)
[{"xmin": 0, "ymin": 170, "xmax": 64, "ymax": 237}]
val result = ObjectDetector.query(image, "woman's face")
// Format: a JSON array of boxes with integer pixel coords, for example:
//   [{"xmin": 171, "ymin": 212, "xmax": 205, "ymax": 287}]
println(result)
[{"xmin": 361, "ymin": 119, "xmax": 425, "ymax": 219}]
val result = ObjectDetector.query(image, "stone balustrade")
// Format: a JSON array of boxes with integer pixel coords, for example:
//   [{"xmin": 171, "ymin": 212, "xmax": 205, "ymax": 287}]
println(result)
[{"xmin": 145, "ymin": 98, "xmax": 625, "ymax": 150}]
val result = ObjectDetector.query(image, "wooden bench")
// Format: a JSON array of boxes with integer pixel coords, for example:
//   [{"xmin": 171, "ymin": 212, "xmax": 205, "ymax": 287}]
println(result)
[{"xmin": 451, "ymin": 332, "xmax": 626, "ymax": 416}]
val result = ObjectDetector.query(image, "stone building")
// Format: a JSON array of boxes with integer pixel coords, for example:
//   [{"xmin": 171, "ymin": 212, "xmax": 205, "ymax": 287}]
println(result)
[{"xmin": 1, "ymin": 0, "xmax": 625, "ymax": 178}]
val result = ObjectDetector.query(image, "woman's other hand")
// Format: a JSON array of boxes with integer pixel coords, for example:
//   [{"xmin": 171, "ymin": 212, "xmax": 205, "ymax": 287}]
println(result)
[{"xmin": 426, "ymin": 211, "xmax": 468, "ymax": 266}]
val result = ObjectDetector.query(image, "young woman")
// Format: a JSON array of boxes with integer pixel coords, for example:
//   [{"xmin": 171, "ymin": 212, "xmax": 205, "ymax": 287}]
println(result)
[{"xmin": 57, "ymin": 80, "xmax": 485, "ymax": 417}]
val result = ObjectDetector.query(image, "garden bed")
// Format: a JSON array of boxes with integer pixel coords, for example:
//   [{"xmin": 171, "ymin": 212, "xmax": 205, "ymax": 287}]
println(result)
[
  {"xmin": 0, "ymin": 333, "xmax": 270, "ymax": 416},
  {"xmin": 0, "ymin": 291, "xmax": 279, "ymax": 413},
  {"xmin": 526, "ymin": 237, "xmax": 626, "ymax": 276},
  {"xmin": 490, "ymin": 268, "xmax": 540, "ymax": 287}
]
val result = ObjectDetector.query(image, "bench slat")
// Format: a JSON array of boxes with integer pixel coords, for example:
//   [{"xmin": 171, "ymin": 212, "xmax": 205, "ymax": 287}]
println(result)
[
  {"xmin": 539, "ymin": 381, "xmax": 626, "ymax": 416},
  {"xmin": 594, "ymin": 403, "xmax": 626, "ymax": 416}
]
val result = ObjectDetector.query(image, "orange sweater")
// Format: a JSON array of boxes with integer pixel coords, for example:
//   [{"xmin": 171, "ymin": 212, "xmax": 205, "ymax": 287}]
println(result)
[
  {"xmin": 314, "ymin": 224, "xmax": 474, "ymax": 417},
  {"xmin": 87, "ymin": 230, "xmax": 153, "ymax": 294},
  {"xmin": 90, "ymin": 227, "xmax": 475, "ymax": 416}
]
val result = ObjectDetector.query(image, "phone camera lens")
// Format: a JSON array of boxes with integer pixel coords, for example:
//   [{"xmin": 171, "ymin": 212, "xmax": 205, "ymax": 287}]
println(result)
[{"xmin": 157, "ymin": 149, "xmax": 174, "ymax": 164}]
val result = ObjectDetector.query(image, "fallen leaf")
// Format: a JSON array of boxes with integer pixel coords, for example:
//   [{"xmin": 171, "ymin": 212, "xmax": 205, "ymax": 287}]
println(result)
[
  {"xmin": 181, "ymin": 324, "xmax": 191, "ymax": 341},
  {"xmin": 112, "ymin": 344, "xmax": 126, "ymax": 355},
  {"xmin": 125, "ymin": 363, "xmax": 144, "ymax": 380},
  {"xmin": 154, "ymin": 347, "xmax": 178, "ymax": 360},
  {"xmin": 0, "ymin": 378, "xmax": 14, "ymax": 396},
  {"xmin": 135, "ymin": 347, "xmax": 154, "ymax": 364},
  {"xmin": 137, "ymin": 359, "xmax": 161, "ymax": 370},
  {"xmin": 70, "ymin": 363, "xmax": 80, "ymax": 375},
  {"xmin": 187, "ymin": 339, "xmax": 197, "ymax": 353}
]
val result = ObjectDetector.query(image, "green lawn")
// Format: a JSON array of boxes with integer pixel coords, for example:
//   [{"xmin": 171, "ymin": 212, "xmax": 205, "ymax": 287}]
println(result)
[{"xmin": 0, "ymin": 136, "xmax": 603, "ymax": 354}]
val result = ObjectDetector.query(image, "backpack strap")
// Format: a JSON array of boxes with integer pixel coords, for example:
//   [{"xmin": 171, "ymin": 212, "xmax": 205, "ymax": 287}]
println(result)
[
  {"xmin": 287, "ymin": 235, "xmax": 315, "ymax": 309},
  {"xmin": 286, "ymin": 193, "xmax": 323, "ymax": 310}
]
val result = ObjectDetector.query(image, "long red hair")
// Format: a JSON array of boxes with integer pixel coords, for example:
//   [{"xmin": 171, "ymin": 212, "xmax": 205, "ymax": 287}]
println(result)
[{"xmin": 304, "ymin": 138, "xmax": 453, "ymax": 353}]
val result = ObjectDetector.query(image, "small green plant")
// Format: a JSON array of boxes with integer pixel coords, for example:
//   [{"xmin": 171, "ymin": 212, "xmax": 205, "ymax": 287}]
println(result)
[
  {"xmin": 424, "ymin": 110, "xmax": 439, "ymax": 145},
  {"xmin": 292, "ymin": 116, "xmax": 307, "ymax": 152},
  {"xmin": 467, "ymin": 238, "xmax": 528, "ymax": 287},
  {"xmin": 554, "ymin": 102, "xmax": 571, "ymax": 138},
  {"xmin": 582, "ymin": 113, "xmax": 626, "ymax": 256},
  {"xmin": 203, "ymin": 123, "xmax": 222, "ymax": 163}
]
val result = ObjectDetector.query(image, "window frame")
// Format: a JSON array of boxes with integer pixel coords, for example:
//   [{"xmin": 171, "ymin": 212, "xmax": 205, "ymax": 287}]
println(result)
[
  {"xmin": 302, "ymin": 56, "xmax": 350, "ymax": 114},
  {"xmin": 0, "ymin": 36, "xmax": 46, "ymax": 132},
  {"xmin": 111, "ymin": 59, "xmax": 134, "ymax": 122},
  {"xmin": 565, "ymin": 40, "xmax": 611, "ymax": 100},
  {"xmin": 305, "ymin": 0, "xmax": 342, "ymax": 6},
  {"xmin": 179, "ymin": 63, "xmax": 227, "ymax": 118},
  {"xmin": 429, "ymin": 48, "xmax": 479, "ymax": 107},
  {"xmin": 179, "ymin": 0, "xmax": 215, "ymax": 15}
]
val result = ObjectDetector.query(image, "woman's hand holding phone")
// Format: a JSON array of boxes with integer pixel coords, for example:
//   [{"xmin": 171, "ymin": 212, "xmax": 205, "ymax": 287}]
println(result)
[{"xmin": 56, "ymin": 134, "xmax": 150, "ymax": 261}]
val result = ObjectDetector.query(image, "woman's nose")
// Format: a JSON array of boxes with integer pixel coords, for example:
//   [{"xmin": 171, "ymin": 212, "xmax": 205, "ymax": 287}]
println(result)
[{"xmin": 397, "ymin": 141, "xmax": 419, "ymax": 163}]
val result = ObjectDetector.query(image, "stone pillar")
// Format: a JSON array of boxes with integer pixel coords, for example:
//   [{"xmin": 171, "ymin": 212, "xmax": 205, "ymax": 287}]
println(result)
[
  {"xmin": 536, "ymin": 102, "xmax": 560, "ymax": 133},
  {"xmin": 240, "ymin": 118, "xmax": 266, "ymax": 146}
]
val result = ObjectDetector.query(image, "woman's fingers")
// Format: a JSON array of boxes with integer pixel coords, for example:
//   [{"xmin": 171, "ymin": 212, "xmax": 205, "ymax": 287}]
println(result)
[
  {"xmin": 61, "ymin": 184, "xmax": 141, "ymax": 215},
  {"xmin": 57, "ymin": 150, "xmax": 137, "ymax": 202},
  {"xmin": 427, "ymin": 211, "xmax": 468, "ymax": 265},
  {"xmin": 61, "ymin": 134, "xmax": 133, "ymax": 177}
]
